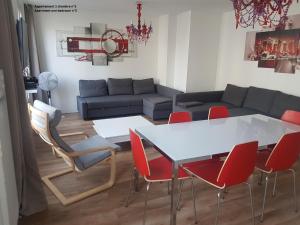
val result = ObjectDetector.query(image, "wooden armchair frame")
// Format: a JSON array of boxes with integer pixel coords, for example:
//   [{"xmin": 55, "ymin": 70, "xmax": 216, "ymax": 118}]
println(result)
[{"xmin": 28, "ymin": 104, "xmax": 116, "ymax": 205}]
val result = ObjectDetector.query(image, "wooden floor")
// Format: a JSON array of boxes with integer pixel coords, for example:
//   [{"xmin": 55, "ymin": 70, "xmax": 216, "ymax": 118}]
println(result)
[{"xmin": 19, "ymin": 113, "xmax": 300, "ymax": 225}]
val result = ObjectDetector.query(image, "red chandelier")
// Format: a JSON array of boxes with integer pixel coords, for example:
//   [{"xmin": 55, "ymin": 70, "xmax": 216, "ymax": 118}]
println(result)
[
  {"xmin": 126, "ymin": 0, "xmax": 153, "ymax": 45},
  {"xmin": 232, "ymin": 0, "xmax": 298, "ymax": 29}
]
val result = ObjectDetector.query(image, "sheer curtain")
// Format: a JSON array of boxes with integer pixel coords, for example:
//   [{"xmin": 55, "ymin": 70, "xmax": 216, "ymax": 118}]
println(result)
[{"xmin": 0, "ymin": 0, "xmax": 47, "ymax": 216}]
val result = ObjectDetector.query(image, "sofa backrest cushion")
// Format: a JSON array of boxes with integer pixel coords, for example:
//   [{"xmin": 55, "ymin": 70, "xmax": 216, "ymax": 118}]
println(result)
[
  {"xmin": 133, "ymin": 78, "xmax": 155, "ymax": 95},
  {"xmin": 107, "ymin": 78, "xmax": 133, "ymax": 95},
  {"xmin": 221, "ymin": 84, "xmax": 248, "ymax": 107},
  {"xmin": 269, "ymin": 92, "xmax": 300, "ymax": 118},
  {"xmin": 79, "ymin": 80, "xmax": 108, "ymax": 97},
  {"xmin": 243, "ymin": 86, "xmax": 277, "ymax": 113}
]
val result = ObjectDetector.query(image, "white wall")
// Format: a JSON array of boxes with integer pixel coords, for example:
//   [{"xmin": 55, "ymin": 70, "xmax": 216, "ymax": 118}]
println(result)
[
  {"xmin": 216, "ymin": 4, "xmax": 300, "ymax": 96},
  {"xmin": 186, "ymin": 10, "xmax": 222, "ymax": 92},
  {"xmin": 158, "ymin": 9, "xmax": 222, "ymax": 93},
  {"xmin": 173, "ymin": 11, "xmax": 191, "ymax": 92},
  {"xmin": 157, "ymin": 15, "xmax": 169, "ymax": 85},
  {"xmin": 34, "ymin": 10, "xmax": 159, "ymax": 113},
  {"xmin": 165, "ymin": 13, "xmax": 178, "ymax": 88},
  {"xmin": 0, "ymin": 70, "xmax": 19, "ymax": 225}
]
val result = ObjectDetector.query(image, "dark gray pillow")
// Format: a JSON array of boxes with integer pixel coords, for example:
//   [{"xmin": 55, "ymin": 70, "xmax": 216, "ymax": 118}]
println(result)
[
  {"xmin": 79, "ymin": 80, "xmax": 107, "ymax": 97},
  {"xmin": 107, "ymin": 78, "xmax": 133, "ymax": 95},
  {"xmin": 133, "ymin": 78, "xmax": 155, "ymax": 95},
  {"xmin": 221, "ymin": 84, "xmax": 248, "ymax": 107},
  {"xmin": 269, "ymin": 92, "xmax": 300, "ymax": 118},
  {"xmin": 243, "ymin": 86, "xmax": 278, "ymax": 113}
]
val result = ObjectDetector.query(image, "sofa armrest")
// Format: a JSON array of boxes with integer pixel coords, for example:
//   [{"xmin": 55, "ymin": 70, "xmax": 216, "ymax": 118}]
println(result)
[
  {"xmin": 77, "ymin": 96, "xmax": 88, "ymax": 120},
  {"xmin": 156, "ymin": 84, "xmax": 183, "ymax": 99},
  {"xmin": 174, "ymin": 91, "xmax": 224, "ymax": 107}
]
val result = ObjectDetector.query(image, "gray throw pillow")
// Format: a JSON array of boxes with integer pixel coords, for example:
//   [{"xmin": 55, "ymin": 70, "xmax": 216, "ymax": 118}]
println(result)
[
  {"xmin": 107, "ymin": 78, "xmax": 133, "ymax": 95},
  {"xmin": 133, "ymin": 78, "xmax": 155, "ymax": 95},
  {"xmin": 221, "ymin": 84, "xmax": 248, "ymax": 107},
  {"xmin": 243, "ymin": 86, "xmax": 278, "ymax": 113},
  {"xmin": 79, "ymin": 80, "xmax": 108, "ymax": 97}
]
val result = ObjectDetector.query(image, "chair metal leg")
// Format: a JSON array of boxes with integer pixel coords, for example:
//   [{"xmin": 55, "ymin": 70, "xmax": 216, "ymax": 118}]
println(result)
[
  {"xmin": 289, "ymin": 169, "xmax": 298, "ymax": 213},
  {"xmin": 272, "ymin": 172, "xmax": 278, "ymax": 197},
  {"xmin": 246, "ymin": 182, "xmax": 255, "ymax": 225},
  {"xmin": 143, "ymin": 182, "xmax": 151, "ymax": 225},
  {"xmin": 215, "ymin": 191, "xmax": 222, "ymax": 225},
  {"xmin": 125, "ymin": 169, "xmax": 135, "ymax": 207},
  {"xmin": 261, "ymin": 176, "xmax": 269, "ymax": 222},
  {"xmin": 191, "ymin": 178, "xmax": 198, "ymax": 224},
  {"xmin": 176, "ymin": 180, "xmax": 184, "ymax": 211},
  {"xmin": 258, "ymin": 172, "xmax": 263, "ymax": 186},
  {"xmin": 134, "ymin": 168, "xmax": 139, "ymax": 192}
]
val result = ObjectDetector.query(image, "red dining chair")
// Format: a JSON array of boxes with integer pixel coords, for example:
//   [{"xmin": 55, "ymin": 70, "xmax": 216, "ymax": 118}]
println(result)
[
  {"xmin": 281, "ymin": 110, "xmax": 300, "ymax": 125},
  {"xmin": 209, "ymin": 106, "xmax": 230, "ymax": 160},
  {"xmin": 256, "ymin": 132, "xmax": 300, "ymax": 222},
  {"xmin": 184, "ymin": 141, "xmax": 258, "ymax": 225},
  {"xmin": 208, "ymin": 106, "xmax": 230, "ymax": 120},
  {"xmin": 168, "ymin": 111, "xmax": 192, "ymax": 124},
  {"xmin": 126, "ymin": 129, "xmax": 189, "ymax": 225},
  {"xmin": 261, "ymin": 110, "xmax": 300, "ymax": 184}
]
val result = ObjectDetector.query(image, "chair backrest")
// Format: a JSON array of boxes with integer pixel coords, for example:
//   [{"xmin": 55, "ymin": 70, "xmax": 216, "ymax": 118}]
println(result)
[
  {"xmin": 28, "ymin": 102, "xmax": 57, "ymax": 146},
  {"xmin": 29, "ymin": 101, "xmax": 76, "ymax": 158},
  {"xmin": 281, "ymin": 110, "xmax": 300, "ymax": 125},
  {"xmin": 217, "ymin": 141, "xmax": 258, "ymax": 187},
  {"xmin": 168, "ymin": 112, "xmax": 192, "ymax": 124},
  {"xmin": 266, "ymin": 132, "xmax": 300, "ymax": 172},
  {"xmin": 208, "ymin": 106, "xmax": 230, "ymax": 120},
  {"xmin": 129, "ymin": 129, "xmax": 150, "ymax": 177}
]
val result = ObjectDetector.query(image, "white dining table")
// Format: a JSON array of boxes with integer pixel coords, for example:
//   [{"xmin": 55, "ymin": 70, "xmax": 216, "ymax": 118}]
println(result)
[{"xmin": 135, "ymin": 114, "xmax": 300, "ymax": 225}]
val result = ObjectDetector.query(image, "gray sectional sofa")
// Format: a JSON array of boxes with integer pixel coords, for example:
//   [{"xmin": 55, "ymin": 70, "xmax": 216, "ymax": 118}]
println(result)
[
  {"xmin": 174, "ymin": 84, "xmax": 300, "ymax": 121},
  {"xmin": 77, "ymin": 78, "xmax": 182, "ymax": 120}
]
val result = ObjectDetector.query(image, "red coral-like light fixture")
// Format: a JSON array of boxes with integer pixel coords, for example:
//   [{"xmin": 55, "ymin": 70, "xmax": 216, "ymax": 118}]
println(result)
[
  {"xmin": 232, "ymin": 0, "xmax": 299, "ymax": 29},
  {"xmin": 126, "ymin": 0, "xmax": 153, "ymax": 45}
]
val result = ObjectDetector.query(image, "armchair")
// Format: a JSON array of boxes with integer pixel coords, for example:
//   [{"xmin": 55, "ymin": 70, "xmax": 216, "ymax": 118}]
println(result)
[{"xmin": 28, "ymin": 100, "xmax": 120, "ymax": 205}]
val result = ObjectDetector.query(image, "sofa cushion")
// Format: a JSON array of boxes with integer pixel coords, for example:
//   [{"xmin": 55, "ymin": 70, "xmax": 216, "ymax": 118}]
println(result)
[
  {"xmin": 143, "ymin": 96, "xmax": 172, "ymax": 111},
  {"xmin": 79, "ymin": 80, "xmax": 108, "ymax": 97},
  {"xmin": 71, "ymin": 135, "xmax": 121, "ymax": 170},
  {"xmin": 229, "ymin": 108, "xmax": 260, "ymax": 117},
  {"xmin": 221, "ymin": 84, "xmax": 248, "ymax": 107},
  {"xmin": 133, "ymin": 78, "xmax": 156, "ymax": 95},
  {"xmin": 177, "ymin": 101, "xmax": 203, "ymax": 108},
  {"xmin": 85, "ymin": 95, "xmax": 143, "ymax": 109},
  {"xmin": 269, "ymin": 92, "xmax": 300, "ymax": 118},
  {"xmin": 139, "ymin": 93, "xmax": 161, "ymax": 99},
  {"xmin": 243, "ymin": 86, "xmax": 277, "ymax": 114},
  {"xmin": 107, "ymin": 78, "xmax": 133, "ymax": 95}
]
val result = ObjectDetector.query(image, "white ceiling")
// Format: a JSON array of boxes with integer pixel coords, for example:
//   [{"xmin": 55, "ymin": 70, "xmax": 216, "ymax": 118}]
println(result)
[{"xmin": 25, "ymin": 0, "xmax": 233, "ymax": 15}]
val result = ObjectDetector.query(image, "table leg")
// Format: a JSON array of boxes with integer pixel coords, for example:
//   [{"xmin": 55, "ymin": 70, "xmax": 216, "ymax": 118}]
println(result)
[{"xmin": 170, "ymin": 163, "xmax": 179, "ymax": 225}]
